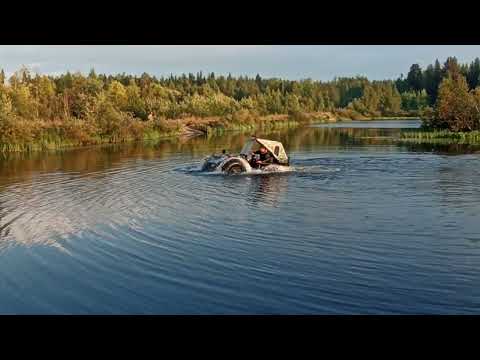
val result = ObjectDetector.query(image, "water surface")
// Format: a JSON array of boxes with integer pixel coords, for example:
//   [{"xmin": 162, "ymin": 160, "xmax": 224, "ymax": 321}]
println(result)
[{"xmin": 1, "ymin": 119, "xmax": 480, "ymax": 314}]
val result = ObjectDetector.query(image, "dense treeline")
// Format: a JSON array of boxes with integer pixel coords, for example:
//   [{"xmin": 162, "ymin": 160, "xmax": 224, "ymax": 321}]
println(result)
[
  {"xmin": 396, "ymin": 56, "xmax": 480, "ymax": 108},
  {"xmin": 1, "ymin": 55, "xmax": 480, "ymax": 150},
  {"xmin": 0, "ymin": 68, "xmax": 407, "ymax": 122},
  {"xmin": 410, "ymin": 57, "xmax": 480, "ymax": 132},
  {"xmin": 0, "ymin": 67, "xmax": 411, "ymax": 149}
]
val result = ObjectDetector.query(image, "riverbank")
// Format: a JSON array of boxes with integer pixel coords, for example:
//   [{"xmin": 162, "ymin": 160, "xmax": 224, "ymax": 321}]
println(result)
[
  {"xmin": 400, "ymin": 129, "xmax": 480, "ymax": 145},
  {"xmin": 0, "ymin": 111, "xmax": 418, "ymax": 153},
  {"xmin": 0, "ymin": 113, "xmax": 303, "ymax": 153}
]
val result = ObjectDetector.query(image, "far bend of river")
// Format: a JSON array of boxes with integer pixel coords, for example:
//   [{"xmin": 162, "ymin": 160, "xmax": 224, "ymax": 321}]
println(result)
[{"xmin": 2, "ymin": 119, "xmax": 480, "ymax": 314}]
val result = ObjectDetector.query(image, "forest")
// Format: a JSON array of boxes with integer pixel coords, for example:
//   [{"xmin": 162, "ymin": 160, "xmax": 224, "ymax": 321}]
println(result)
[{"xmin": 1, "ymin": 56, "xmax": 479, "ymax": 150}]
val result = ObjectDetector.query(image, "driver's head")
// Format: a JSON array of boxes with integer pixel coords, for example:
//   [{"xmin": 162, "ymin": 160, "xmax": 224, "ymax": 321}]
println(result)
[{"xmin": 260, "ymin": 146, "xmax": 267, "ymax": 154}]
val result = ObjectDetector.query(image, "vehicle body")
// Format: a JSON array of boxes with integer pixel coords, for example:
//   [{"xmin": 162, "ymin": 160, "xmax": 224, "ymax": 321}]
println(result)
[{"xmin": 201, "ymin": 137, "xmax": 291, "ymax": 175}]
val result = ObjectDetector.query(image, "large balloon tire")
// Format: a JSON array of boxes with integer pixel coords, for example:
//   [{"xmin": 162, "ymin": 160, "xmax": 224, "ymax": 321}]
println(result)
[
  {"xmin": 227, "ymin": 164, "xmax": 244, "ymax": 175},
  {"xmin": 222, "ymin": 159, "xmax": 247, "ymax": 175}
]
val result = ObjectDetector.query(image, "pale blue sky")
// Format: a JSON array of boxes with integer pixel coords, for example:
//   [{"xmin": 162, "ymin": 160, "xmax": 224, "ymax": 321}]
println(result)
[{"xmin": 1, "ymin": 45, "xmax": 479, "ymax": 81}]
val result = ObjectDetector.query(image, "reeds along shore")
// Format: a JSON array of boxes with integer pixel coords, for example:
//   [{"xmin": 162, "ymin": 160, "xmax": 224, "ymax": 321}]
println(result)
[
  {"xmin": 0, "ymin": 106, "xmax": 421, "ymax": 153},
  {"xmin": 0, "ymin": 111, "xmax": 308, "ymax": 153},
  {"xmin": 400, "ymin": 129, "xmax": 480, "ymax": 144}
]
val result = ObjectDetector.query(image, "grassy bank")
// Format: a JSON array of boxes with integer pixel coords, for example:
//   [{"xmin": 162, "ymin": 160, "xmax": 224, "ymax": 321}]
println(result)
[
  {"xmin": 0, "ymin": 130, "xmax": 183, "ymax": 153},
  {"xmin": 0, "ymin": 111, "xmax": 307, "ymax": 153},
  {"xmin": 400, "ymin": 129, "xmax": 480, "ymax": 145},
  {"xmin": 0, "ymin": 109, "xmax": 418, "ymax": 154},
  {"xmin": 0, "ymin": 118, "xmax": 183, "ymax": 153}
]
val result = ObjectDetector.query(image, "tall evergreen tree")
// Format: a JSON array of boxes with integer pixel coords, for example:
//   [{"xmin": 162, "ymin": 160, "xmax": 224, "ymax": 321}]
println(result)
[
  {"xmin": 443, "ymin": 57, "xmax": 460, "ymax": 78},
  {"xmin": 432, "ymin": 59, "xmax": 443, "ymax": 103},
  {"xmin": 467, "ymin": 58, "xmax": 480, "ymax": 90},
  {"xmin": 88, "ymin": 68, "xmax": 97, "ymax": 79},
  {"xmin": 395, "ymin": 74, "xmax": 409, "ymax": 93},
  {"xmin": 423, "ymin": 64, "xmax": 435, "ymax": 104},
  {"xmin": 406, "ymin": 64, "xmax": 424, "ymax": 91}
]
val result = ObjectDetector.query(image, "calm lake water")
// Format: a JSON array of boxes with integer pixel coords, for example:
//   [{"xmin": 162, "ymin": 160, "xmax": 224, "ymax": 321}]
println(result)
[{"xmin": 1, "ymin": 119, "xmax": 480, "ymax": 314}]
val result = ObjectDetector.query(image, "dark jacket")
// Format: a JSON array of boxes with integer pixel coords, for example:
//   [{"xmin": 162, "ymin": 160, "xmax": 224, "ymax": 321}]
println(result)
[{"xmin": 254, "ymin": 150, "xmax": 275, "ymax": 164}]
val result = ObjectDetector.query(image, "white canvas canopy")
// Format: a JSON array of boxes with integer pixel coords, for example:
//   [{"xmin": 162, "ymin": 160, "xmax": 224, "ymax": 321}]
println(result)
[{"xmin": 240, "ymin": 137, "xmax": 289, "ymax": 164}]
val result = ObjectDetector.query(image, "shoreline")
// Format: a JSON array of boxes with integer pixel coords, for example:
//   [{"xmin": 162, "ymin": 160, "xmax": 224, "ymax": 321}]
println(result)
[
  {"xmin": 399, "ymin": 129, "xmax": 480, "ymax": 145},
  {"xmin": 0, "ymin": 112, "xmax": 420, "ymax": 154}
]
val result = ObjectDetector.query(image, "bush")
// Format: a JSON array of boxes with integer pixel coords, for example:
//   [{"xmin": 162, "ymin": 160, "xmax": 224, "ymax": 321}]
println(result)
[
  {"xmin": 288, "ymin": 110, "xmax": 311, "ymax": 123},
  {"xmin": 0, "ymin": 115, "xmax": 36, "ymax": 145},
  {"xmin": 431, "ymin": 71, "xmax": 480, "ymax": 131}
]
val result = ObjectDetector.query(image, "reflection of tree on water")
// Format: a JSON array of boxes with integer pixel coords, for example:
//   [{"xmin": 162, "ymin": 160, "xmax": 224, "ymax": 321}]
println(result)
[
  {"xmin": 251, "ymin": 126, "xmax": 399, "ymax": 153},
  {"xmin": 0, "ymin": 125, "xmax": 402, "ymax": 185},
  {"xmin": 247, "ymin": 174, "xmax": 290, "ymax": 208},
  {"xmin": 399, "ymin": 141, "xmax": 480, "ymax": 155}
]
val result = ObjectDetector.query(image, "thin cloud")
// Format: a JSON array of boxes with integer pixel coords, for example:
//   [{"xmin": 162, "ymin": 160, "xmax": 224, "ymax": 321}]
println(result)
[{"xmin": 0, "ymin": 45, "xmax": 479, "ymax": 81}]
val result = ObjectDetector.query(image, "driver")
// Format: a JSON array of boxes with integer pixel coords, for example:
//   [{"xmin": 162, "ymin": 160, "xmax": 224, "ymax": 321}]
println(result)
[{"xmin": 252, "ymin": 146, "xmax": 274, "ymax": 168}]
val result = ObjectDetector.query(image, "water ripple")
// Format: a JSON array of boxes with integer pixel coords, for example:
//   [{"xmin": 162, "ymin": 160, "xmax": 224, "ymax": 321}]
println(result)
[{"xmin": 2, "ymin": 122, "xmax": 480, "ymax": 314}]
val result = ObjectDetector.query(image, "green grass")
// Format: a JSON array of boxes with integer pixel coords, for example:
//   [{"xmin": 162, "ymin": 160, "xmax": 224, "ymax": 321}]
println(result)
[
  {"xmin": 0, "ymin": 129, "xmax": 182, "ymax": 153},
  {"xmin": 400, "ymin": 129, "xmax": 480, "ymax": 145},
  {"xmin": 5, "ymin": 110, "xmax": 418, "ymax": 153},
  {"xmin": 0, "ymin": 114, "xmax": 300, "ymax": 153}
]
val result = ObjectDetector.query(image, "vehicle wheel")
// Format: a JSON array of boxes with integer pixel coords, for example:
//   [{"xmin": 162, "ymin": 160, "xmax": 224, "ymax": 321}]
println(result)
[
  {"xmin": 227, "ymin": 164, "xmax": 244, "ymax": 175},
  {"xmin": 221, "ymin": 158, "xmax": 247, "ymax": 175}
]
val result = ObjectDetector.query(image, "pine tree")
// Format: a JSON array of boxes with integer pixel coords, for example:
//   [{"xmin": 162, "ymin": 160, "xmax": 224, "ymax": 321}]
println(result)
[
  {"xmin": 395, "ymin": 74, "xmax": 409, "ymax": 93},
  {"xmin": 467, "ymin": 58, "xmax": 480, "ymax": 90},
  {"xmin": 423, "ymin": 65, "xmax": 435, "ymax": 104},
  {"xmin": 88, "ymin": 68, "xmax": 97, "ymax": 79},
  {"xmin": 443, "ymin": 57, "xmax": 460, "ymax": 78},
  {"xmin": 432, "ymin": 59, "xmax": 443, "ymax": 104},
  {"xmin": 406, "ymin": 64, "xmax": 424, "ymax": 91}
]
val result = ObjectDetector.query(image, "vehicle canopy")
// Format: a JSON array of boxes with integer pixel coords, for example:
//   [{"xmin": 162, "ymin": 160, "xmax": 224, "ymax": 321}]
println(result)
[{"xmin": 240, "ymin": 137, "xmax": 289, "ymax": 165}]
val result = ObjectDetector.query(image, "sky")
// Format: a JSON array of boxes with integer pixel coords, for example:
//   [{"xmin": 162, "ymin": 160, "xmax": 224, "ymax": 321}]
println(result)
[{"xmin": 1, "ymin": 45, "xmax": 479, "ymax": 81}]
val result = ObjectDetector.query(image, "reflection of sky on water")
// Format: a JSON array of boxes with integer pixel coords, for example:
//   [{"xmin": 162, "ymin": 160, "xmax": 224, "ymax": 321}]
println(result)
[
  {"xmin": 1, "ymin": 119, "xmax": 479, "ymax": 254},
  {"xmin": 0, "ymin": 154, "xmax": 291, "ymax": 251},
  {"xmin": 3, "ymin": 120, "xmax": 480, "ymax": 314},
  {"xmin": 0, "ymin": 160, "xmax": 181, "ymax": 252}
]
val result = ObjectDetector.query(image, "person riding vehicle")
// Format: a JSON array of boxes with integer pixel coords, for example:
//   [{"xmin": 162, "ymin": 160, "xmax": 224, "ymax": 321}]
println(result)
[
  {"xmin": 250, "ymin": 146, "xmax": 278, "ymax": 168},
  {"xmin": 201, "ymin": 136, "xmax": 290, "ymax": 174}
]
